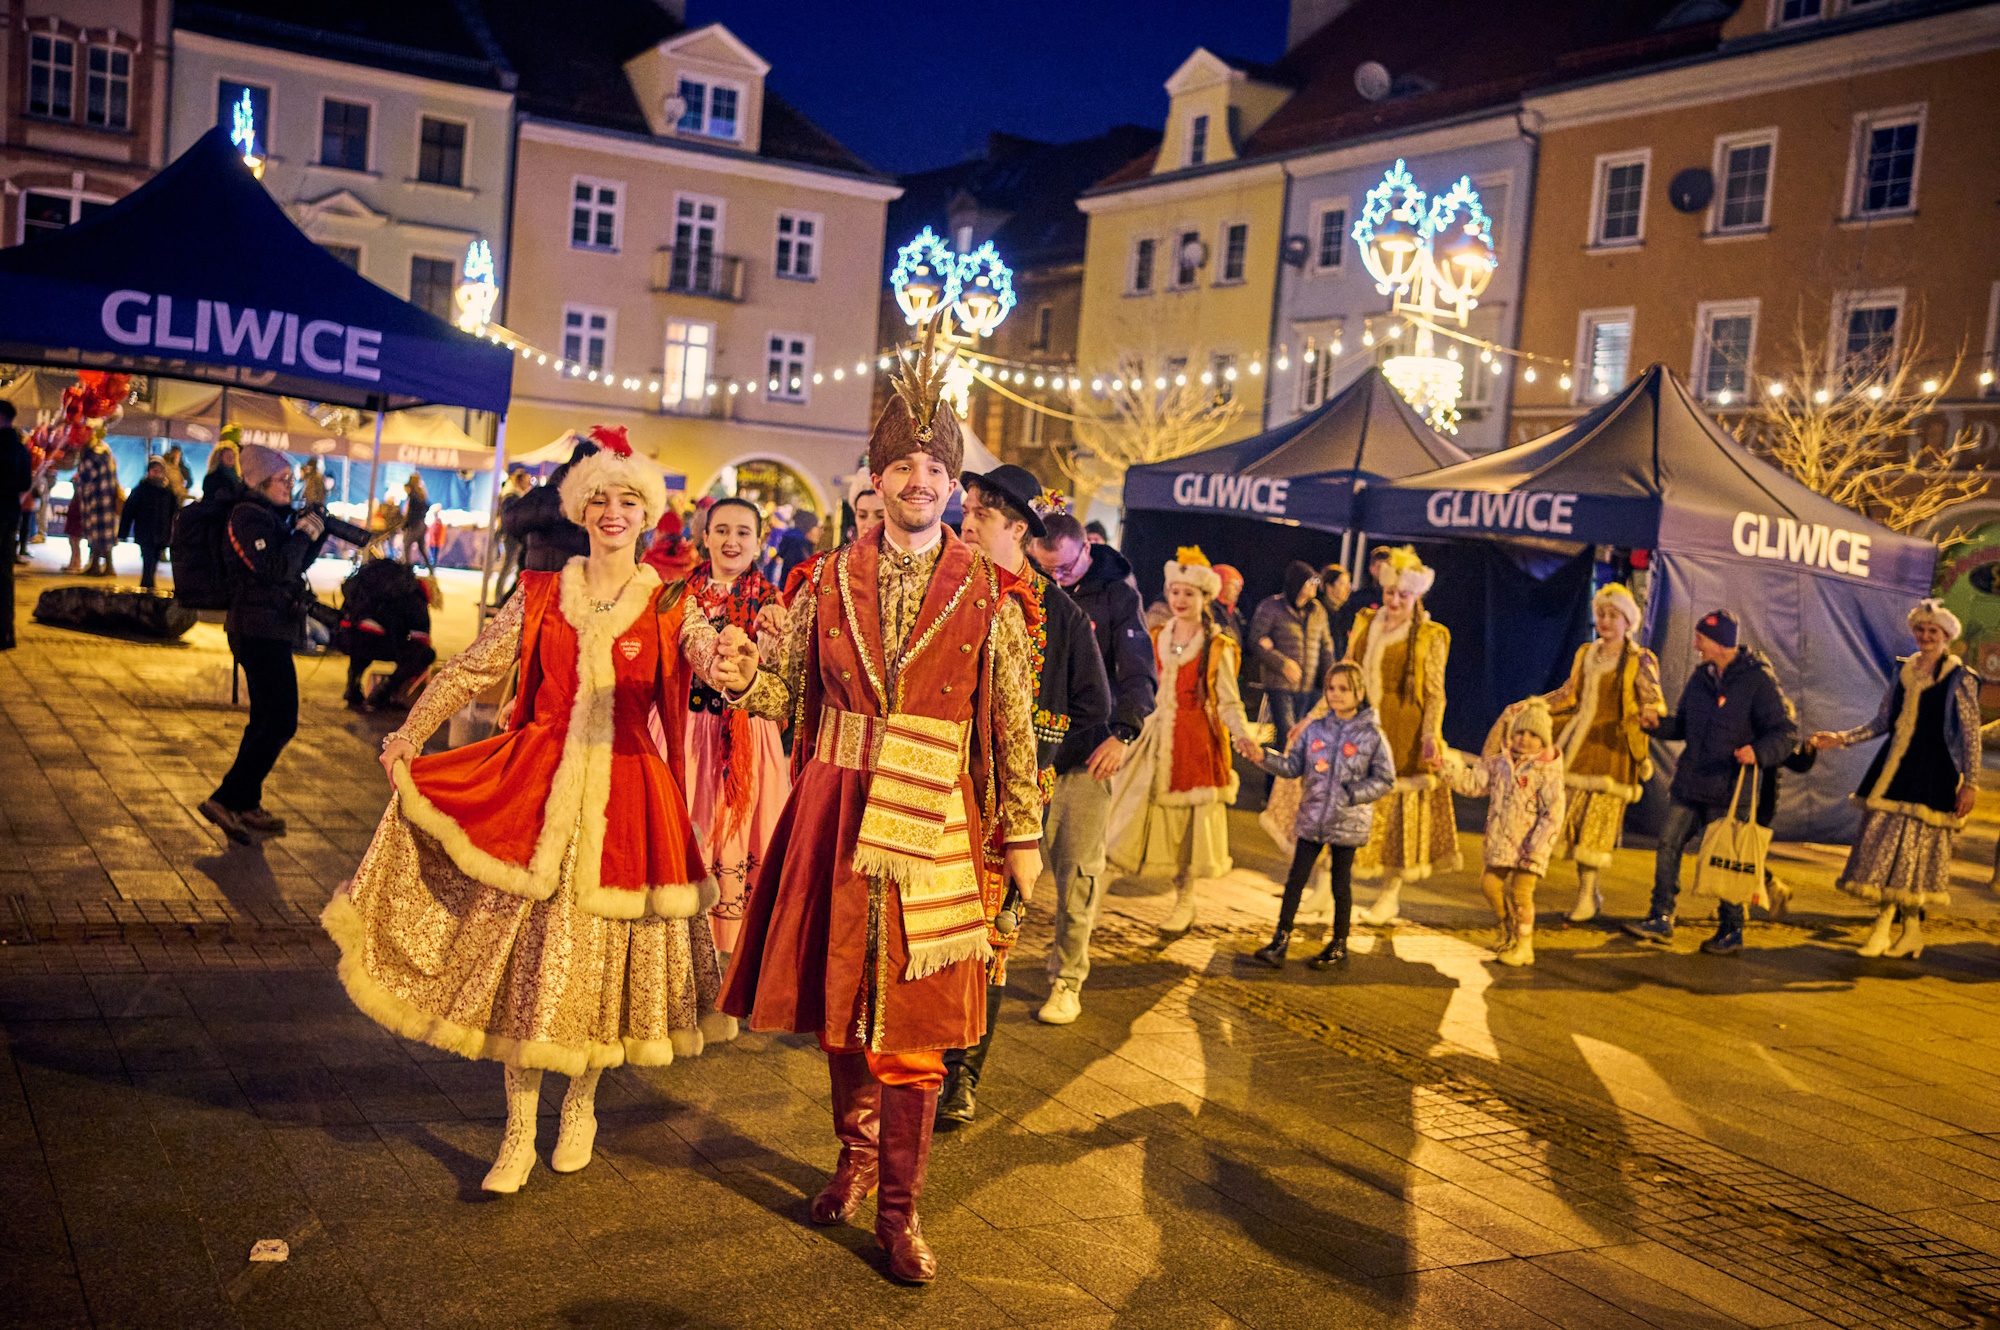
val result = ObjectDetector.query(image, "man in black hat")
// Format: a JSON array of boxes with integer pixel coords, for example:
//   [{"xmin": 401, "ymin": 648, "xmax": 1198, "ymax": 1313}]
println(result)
[
  {"xmin": 1624, "ymin": 608, "xmax": 1795, "ymax": 953},
  {"xmin": 941, "ymin": 464, "xmax": 1110, "ymax": 1125}
]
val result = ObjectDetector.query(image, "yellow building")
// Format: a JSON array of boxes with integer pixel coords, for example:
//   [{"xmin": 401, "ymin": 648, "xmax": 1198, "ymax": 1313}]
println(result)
[
  {"xmin": 1511, "ymin": 3, "xmax": 2000, "ymax": 444},
  {"xmin": 495, "ymin": 20, "xmax": 898, "ymax": 515},
  {"xmin": 1074, "ymin": 50, "xmax": 1292, "ymax": 455}
]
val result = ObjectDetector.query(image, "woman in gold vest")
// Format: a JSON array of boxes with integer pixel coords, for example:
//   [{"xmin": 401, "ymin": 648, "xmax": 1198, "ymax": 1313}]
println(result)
[
  {"xmin": 1345, "ymin": 547, "xmax": 1459, "ymax": 925},
  {"xmin": 1511, "ymin": 583, "xmax": 1665, "ymax": 921}
]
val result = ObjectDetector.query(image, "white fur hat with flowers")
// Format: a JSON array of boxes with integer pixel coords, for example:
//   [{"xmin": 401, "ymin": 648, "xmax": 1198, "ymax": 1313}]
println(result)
[
  {"xmin": 1593, "ymin": 582, "xmax": 1642, "ymax": 636},
  {"xmin": 558, "ymin": 425, "xmax": 668, "ymax": 528},
  {"xmin": 1163, "ymin": 545, "xmax": 1222, "ymax": 599},
  {"xmin": 1908, "ymin": 597, "xmax": 1962, "ymax": 642},
  {"xmin": 1380, "ymin": 545, "xmax": 1435, "ymax": 597}
]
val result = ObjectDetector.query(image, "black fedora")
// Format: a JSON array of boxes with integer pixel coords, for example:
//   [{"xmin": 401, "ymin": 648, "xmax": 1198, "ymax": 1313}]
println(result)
[{"xmin": 960, "ymin": 463, "xmax": 1048, "ymax": 539}]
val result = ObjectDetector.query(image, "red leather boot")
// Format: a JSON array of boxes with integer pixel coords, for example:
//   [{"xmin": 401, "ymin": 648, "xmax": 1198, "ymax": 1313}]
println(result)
[
  {"xmin": 809, "ymin": 1052, "xmax": 880, "ymax": 1225},
  {"xmin": 875, "ymin": 1081, "xmax": 940, "ymax": 1282}
]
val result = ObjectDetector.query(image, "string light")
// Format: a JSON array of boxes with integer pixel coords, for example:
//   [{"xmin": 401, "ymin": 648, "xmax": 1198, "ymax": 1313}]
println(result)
[
  {"xmin": 1922, "ymin": 378, "xmax": 1940, "ymax": 393},
  {"xmin": 1558, "ymin": 373, "xmax": 1572, "ymax": 391},
  {"xmin": 1768, "ymin": 380, "xmax": 1785, "ymax": 397},
  {"xmin": 1524, "ymin": 368, "xmax": 1536, "ymax": 383}
]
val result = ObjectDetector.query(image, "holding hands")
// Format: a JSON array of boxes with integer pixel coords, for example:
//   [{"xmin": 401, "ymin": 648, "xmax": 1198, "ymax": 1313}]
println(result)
[
  {"xmin": 1809, "ymin": 730, "xmax": 1844, "ymax": 751},
  {"xmin": 706, "ymin": 625, "xmax": 760, "ymax": 695}
]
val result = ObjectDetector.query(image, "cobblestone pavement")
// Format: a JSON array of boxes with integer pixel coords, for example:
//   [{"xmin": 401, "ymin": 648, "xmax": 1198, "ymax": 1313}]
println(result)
[{"xmin": 5, "ymin": 558, "xmax": 2000, "ymax": 1328}]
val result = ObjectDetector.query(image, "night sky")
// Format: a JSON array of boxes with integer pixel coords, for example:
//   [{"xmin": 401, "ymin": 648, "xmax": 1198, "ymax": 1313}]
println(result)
[{"xmin": 687, "ymin": 0, "xmax": 1291, "ymax": 175}]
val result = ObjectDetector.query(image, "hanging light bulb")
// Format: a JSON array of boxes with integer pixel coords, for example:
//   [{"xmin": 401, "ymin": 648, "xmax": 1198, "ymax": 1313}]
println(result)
[
  {"xmin": 1090, "ymin": 378, "xmax": 1103, "ymax": 392},
  {"xmin": 1558, "ymin": 373, "xmax": 1572, "ymax": 391},
  {"xmin": 1445, "ymin": 346, "xmax": 1459, "ymax": 362},
  {"xmin": 1523, "ymin": 367, "xmax": 1536, "ymax": 383},
  {"xmin": 1249, "ymin": 361, "xmax": 1262, "ymax": 375},
  {"xmin": 1034, "ymin": 375, "xmax": 1045, "ymax": 387},
  {"xmin": 1921, "ymin": 378, "xmax": 1940, "ymax": 394},
  {"xmin": 833, "ymin": 368, "xmax": 845, "ymax": 381},
  {"xmin": 1111, "ymin": 378, "xmax": 1124, "ymax": 391},
  {"xmin": 1276, "ymin": 355, "xmax": 1290, "ymax": 371},
  {"xmin": 1331, "ymin": 340, "xmax": 1342, "ymax": 356},
  {"xmin": 1490, "ymin": 358, "xmax": 1503, "ymax": 376},
  {"xmin": 1767, "ymin": 380, "xmax": 1784, "ymax": 397},
  {"xmin": 1153, "ymin": 376, "xmax": 1167, "ymax": 390},
  {"xmin": 1716, "ymin": 389, "xmax": 1733, "ymax": 405},
  {"xmin": 1814, "ymin": 387, "xmax": 1830, "ymax": 403},
  {"xmin": 1479, "ymin": 349, "xmax": 1492, "ymax": 364},
  {"xmin": 1362, "ymin": 330, "xmax": 1375, "ymax": 347},
  {"xmin": 1174, "ymin": 373, "xmax": 1187, "ymax": 387}
]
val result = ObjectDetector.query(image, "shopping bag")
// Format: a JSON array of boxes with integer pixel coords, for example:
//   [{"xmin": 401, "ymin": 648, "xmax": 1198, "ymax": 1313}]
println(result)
[{"xmin": 1693, "ymin": 766, "xmax": 1770, "ymax": 904}]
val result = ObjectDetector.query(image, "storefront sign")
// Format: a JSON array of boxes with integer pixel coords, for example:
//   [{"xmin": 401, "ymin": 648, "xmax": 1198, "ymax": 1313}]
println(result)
[{"xmin": 1730, "ymin": 511, "xmax": 1871, "ymax": 577}]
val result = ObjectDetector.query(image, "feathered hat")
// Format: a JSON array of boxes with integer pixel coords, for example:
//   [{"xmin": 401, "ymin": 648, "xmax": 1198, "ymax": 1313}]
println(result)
[
  {"xmin": 868, "ymin": 320, "xmax": 963, "ymax": 478},
  {"xmin": 1163, "ymin": 545, "xmax": 1222, "ymax": 599},
  {"xmin": 1510, "ymin": 695, "xmax": 1555, "ymax": 746},
  {"xmin": 1908, "ymin": 597, "xmax": 1962, "ymax": 641},
  {"xmin": 1380, "ymin": 545, "xmax": 1435, "ymax": 597},
  {"xmin": 1593, "ymin": 582, "xmax": 1642, "ymax": 637},
  {"xmin": 559, "ymin": 423, "xmax": 668, "ymax": 527}
]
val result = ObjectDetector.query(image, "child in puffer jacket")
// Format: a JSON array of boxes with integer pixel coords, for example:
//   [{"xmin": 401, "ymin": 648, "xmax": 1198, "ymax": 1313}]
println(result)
[
  {"xmin": 1244, "ymin": 661, "xmax": 1395, "ymax": 970},
  {"xmin": 1444, "ymin": 697, "xmax": 1566, "ymax": 967}
]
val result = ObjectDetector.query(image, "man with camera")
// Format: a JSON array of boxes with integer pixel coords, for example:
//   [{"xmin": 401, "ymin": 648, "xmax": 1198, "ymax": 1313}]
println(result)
[{"xmin": 199, "ymin": 444, "xmax": 329, "ymax": 844}]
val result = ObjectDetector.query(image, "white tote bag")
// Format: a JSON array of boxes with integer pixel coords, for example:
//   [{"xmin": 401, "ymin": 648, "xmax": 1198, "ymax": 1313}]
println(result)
[{"xmin": 1694, "ymin": 766, "xmax": 1771, "ymax": 905}]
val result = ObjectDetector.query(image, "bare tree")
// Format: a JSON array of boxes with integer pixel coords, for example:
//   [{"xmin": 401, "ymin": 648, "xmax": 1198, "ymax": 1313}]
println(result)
[
  {"xmin": 1056, "ymin": 352, "xmax": 1244, "ymax": 505},
  {"xmin": 1736, "ymin": 319, "xmax": 1986, "ymax": 545}
]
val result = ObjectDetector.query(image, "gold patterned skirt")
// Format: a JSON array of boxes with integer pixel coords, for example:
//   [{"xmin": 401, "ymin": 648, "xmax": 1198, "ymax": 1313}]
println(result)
[
  {"xmin": 1836, "ymin": 809, "xmax": 1954, "ymax": 909},
  {"xmin": 322, "ymin": 794, "xmax": 734, "ymax": 1077},
  {"xmin": 1354, "ymin": 779, "xmax": 1461, "ymax": 882}
]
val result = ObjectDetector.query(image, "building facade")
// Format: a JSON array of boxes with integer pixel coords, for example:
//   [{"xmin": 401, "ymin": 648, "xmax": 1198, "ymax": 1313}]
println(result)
[
  {"xmin": 1511, "ymin": 1, "xmax": 2000, "ymax": 445},
  {"xmin": 0, "ymin": 0, "xmax": 171, "ymax": 246},
  {"xmin": 166, "ymin": 8, "xmax": 514, "ymax": 330},
  {"xmin": 494, "ymin": 19, "xmax": 897, "ymax": 515}
]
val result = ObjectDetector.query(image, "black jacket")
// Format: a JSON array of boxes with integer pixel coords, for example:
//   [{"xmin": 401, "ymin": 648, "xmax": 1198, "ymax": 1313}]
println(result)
[
  {"xmin": 1656, "ymin": 647, "xmax": 1798, "ymax": 809},
  {"xmin": 119, "ymin": 477, "xmax": 180, "ymax": 547},
  {"xmin": 1029, "ymin": 568, "xmax": 1112, "ymax": 773},
  {"xmin": 0, "ymin": 426, "xmax": 29, "ymax": 527},
  {"xmin": 1050, "ymin": 543, "xmax": 1157, "ymax": 773},
  {"xmin": 501, "ymin": 463, "xmax": 590, "ymax": 572},
  {"xmin": 224, "ymin": 491, "xmax": 324, "ymax": 641},
  {"xmin": 341, "ymin": 558, "xmax": 432, "ymax": 653}
]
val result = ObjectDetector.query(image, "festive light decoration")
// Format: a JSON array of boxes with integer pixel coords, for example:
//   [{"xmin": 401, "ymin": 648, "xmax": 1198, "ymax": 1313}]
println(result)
[
  {"xmin": 891, "ymin": 226, "xmax": 961, "ymax": 326},
  {"xmin": 950, "ymin": 241, "xmax": 1016, "ymax": 338},
  {"xmin": 1352, "ymin": 159, "xmax": 1498, "ymax": 433},
  {"xmin": 231, "ymin": 89, "xmax": 263, "ymax": 178},
  {"xmin": 454, "ymin": 239, "xmax": 499, "ymax": 333}
]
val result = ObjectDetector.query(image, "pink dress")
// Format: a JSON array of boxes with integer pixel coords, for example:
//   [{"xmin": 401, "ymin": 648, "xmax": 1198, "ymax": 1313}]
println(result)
[{"xmin": 682, "ymin": 566, "xmax": 790, "ymax": 954}]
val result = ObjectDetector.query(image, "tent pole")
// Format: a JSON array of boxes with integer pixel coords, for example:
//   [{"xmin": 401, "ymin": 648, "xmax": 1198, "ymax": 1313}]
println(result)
[
  {"xmin": 365, "ymin": 408, "xmax": 385, "ymax": 549},
  {"xmin": 479, "ymin": 412, "xmax": 507, "ymax": 629}
]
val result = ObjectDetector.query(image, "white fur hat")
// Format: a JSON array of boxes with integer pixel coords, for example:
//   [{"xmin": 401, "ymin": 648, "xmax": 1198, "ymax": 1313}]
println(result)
[
  {"xmin": 1164, "ymin": 545, "xmax": 1222, "ymax": 599},
  {"xmin": 1593, "ymin": 582, "xmax": 1642, "ymax": 635},
  {"xmin": 558, "ymin": 425, "xmax": 667, "ymax": 528},
  {"xmin": 1380, "ymin": 545, "xmax": 1435, "ymax": 597},
  {"xmin": 1908, "ymin": 597, "xmax": 1962, "ymax": 642}
]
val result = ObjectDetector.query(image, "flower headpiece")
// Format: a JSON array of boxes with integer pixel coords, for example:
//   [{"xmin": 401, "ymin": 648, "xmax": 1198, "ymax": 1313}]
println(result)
[
  {"xmin": 1163, "ymin": 545, "xmax": 1222, "ymax": 599},
  {"xmin": 1381, "ymin": 545, "xmax": 1435, "ymax": 597},
  {"xmin": 1030, "ymin": 488, "xmax": 1071, "ymax": 517}
]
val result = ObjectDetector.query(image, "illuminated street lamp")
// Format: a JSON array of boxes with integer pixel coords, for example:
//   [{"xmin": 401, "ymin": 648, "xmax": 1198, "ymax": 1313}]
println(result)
[
  {"xmin": 1353, "ymin": 160, "xmax": 1497, "ymax": 433},
  {"xmin": 231, "ymin": 89, "xmax": 263, "ymax": 179},
  {"xmin": 951, "ymin": 241, "xmax": 1016, "ymax": 338},
  {"xmin": 888, "ymin": 227, "xmax": 1017, "ymax": 418},
  {"xmin": 891, "ymin": 227, "xmax": 959, "ymax": 327},
  {"xmin": 455, "ymin": 239, "xmax": 499, "ymax": 332}
]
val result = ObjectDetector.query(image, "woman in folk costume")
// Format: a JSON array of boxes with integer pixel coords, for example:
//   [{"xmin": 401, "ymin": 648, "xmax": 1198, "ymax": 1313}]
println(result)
[
  {"xmin": 1813, "ymin": 598, "xmax": 1982, "ymax": 960},
  {"xmin": 1513, "ymin": 582, "xmax": 1665, "ymax": 922},
  {"xmin": 1105, "ymin": 547, "xmax": 1256, "ymax": 937},
  {"xmin": 1346, "ymin": 546, "xmax": 1460, "ymax": 925},
  {"xmin": 681, "ymin": 496, "xmax": 788, "ymax": 961},
  {"xmin": 703, "ymin": 326, "xmax": 1043, "ymax": 1285},
  {"xmin": 322, "ymin": 426, "xmax": 734, "ymax": 1195}
]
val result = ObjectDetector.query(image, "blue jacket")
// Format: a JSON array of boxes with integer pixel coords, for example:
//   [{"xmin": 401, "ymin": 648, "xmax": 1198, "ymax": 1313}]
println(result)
[
  {"xmin": 1656, "ymin": 647, "xmax": 1797, "ymax": 809},
  {"xmin": 1257, "ymin": 705, "xmax": 1396, "ymax": 846}
]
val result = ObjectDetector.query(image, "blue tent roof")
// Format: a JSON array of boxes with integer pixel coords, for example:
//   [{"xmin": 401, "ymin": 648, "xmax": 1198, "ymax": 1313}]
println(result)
[
  {"xmin": 0, "ymin": 126, "xmax": 514, "ymax": 413},
  {"xmin": 1122, "ymin": 367, "xmax": 1467, "ymax": 531}
]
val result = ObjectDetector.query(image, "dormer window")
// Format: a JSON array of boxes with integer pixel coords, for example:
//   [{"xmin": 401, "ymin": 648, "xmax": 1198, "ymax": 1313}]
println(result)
[
  {"xmin": 1188, "ymin": 114, "xmax": 1209, "ymax": 167},
  {"xmin": 676, "ymin": 77, "xmax": 743, "ymax": 141}
]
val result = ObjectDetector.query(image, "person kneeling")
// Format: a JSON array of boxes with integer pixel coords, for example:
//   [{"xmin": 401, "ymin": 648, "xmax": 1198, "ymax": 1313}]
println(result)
[
  {"xmin": 1442, "ymin": 699, "xmax": 1567, "ymax": 966},
  {"xmin": 1242, "ymin": 661, "xmax": 1394, "ymax": 970}
]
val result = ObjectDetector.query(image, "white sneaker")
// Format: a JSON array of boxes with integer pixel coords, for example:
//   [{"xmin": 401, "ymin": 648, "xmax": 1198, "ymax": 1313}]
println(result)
[{"xmin": 1037, "ymin": 981, "xmax": 1082, "ymax": 1025}]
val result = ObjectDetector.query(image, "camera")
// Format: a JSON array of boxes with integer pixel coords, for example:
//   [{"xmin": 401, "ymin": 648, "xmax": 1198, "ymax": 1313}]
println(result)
[{"xmin": 300, "ymin": 504, "xmax": 374, "ymax": 548}]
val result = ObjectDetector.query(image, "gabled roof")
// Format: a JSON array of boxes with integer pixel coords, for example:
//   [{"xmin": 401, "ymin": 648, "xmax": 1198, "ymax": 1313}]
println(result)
[{"xmin": 176, "ymin": 0, "xmax": 514, "ymax": 90}]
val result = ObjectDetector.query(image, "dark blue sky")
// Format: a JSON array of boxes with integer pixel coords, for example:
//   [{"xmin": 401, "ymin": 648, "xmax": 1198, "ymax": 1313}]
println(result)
[{"xmin": 688, "ymin": 0, "xmax": 1291, "ymax": 175}]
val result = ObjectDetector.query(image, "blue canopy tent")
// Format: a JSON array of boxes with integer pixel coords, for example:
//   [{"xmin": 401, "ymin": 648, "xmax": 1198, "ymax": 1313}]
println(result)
[
  {"xmin": 0, "ymin": 126, "xmax": 513, "ymax": 414},
  {"xmin": 1120, "ymin": 367, "xmax": 1469, "ymax": 618},
  {"xmin": 1362, "ymin": 365, "xmax": 1938, "ymax": 840}
]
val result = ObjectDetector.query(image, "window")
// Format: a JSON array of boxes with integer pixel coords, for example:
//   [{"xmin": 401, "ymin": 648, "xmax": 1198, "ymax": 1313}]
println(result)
[
  {"xmin": 217, "ymin": 81, "xmax": 269, "ymax": 157},
  {"xmin": 676, "ymin": 78, "xmax": 743, "ymax": 140},
  {"xmin": 1832, "ymin": 290, "xmax": 1903, "ymax": 384},
  {"xmin": 662, "ymin": 320, "xmax": 714, "ymax": 411},
  {"xmin": 1032, "ymin": 304, "xmax": 1052, "ymax": 351},
  {"xmin": 672, "ymin": 194, "xmax": 724, "ymax": 294},
  {"xmin": 1025, "ymin": 404, "xmax": 1045, "ymax": 447},
  {"xmin": 1694, "ymin": 300, "xmax": 1759, "ymax": 402},
  {"xmin": 1130, "ymin": 236, "xmax": 1157, "ymax": 294},
  {"xmin": 1775, "ymin": 0, "xmax": 1821, "ymax": 23},
  {"xmin": 954, "ymin": 223, "xmax": 974, "ymax": 252},
  {"xmin": 28, "ymin": 34, "xmax": 74, "ymax": 119},
  {"xmin": 1210, "ymin": 353, "xmax": 1237, "ymax": 403},
  {"xmin": 21, "ymin": 190, "xmax": 108, "ymax": 241},
  {"xmin": 570, "ymin": 176, "xmax": 622, "ymax": 252},
  {"xmin": 767, "ymin": 332, "xmax": 811, "ymax": 403},
  {"xmin": 1462, "ymin": 304, "xmax": 1505, "ymax": 408},
  {"xmin": 320, "ymin": 99, "xmax": 370, "ymax": 171},
  {"xmin": 1220, "ymin": 222, "xmax": 1248, "ymax": 283},
  {"xmin": 1314, "ymin": 204, "xmax": 1346, "ymax": 271},
  {"xmin": 1591, "ymin": 152, "xmax": 1649, "ymax": 246},
  {"xmin": 775, "ymin": 211, "xmax": 818, "ymax": 280},
  {"xmin": 1850, "ymin": 108, "xmax": 1923, "ymax": 217},
  {"xmin": 417, "ymin": 117, "xmax": 467, "ymax": 187},
  {"xmin": 1172, "ymin": 228, "xmax": 1203, "ymax": 289},
  {"xmin": 408, "ymin": 257, "xmax": 456, "ymax": 322},
  {"xmin": 1713, "ymin": 133, "xmax": 1775, "ymax": 232},
  {"xmin": 563, "ymin": 305, "xmax": 615, "ymax": 370},
  {"xmin": 1188, "ymin": 114, "xmax": 1209, "ymax": 167},
  {"xmin": 321, "ymin": 243, "xmax": 362, "ymax": 270},
  {"xmin": 1576, "ymin": 309, "xmax": 1634, "ymax": 402},
  {"xmin": 1296, "ymin": 322, "xmax": 1342, "ymax": 410},
  {"xmin": 85, "ymin": 46, "xmax": 129, "ymax": 129}
]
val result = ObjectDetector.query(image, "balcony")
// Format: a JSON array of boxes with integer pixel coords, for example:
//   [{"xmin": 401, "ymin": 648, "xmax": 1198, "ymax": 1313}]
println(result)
[{"xmin": 651, "ymin": 246, "xmax": 744, "ymax": 301}]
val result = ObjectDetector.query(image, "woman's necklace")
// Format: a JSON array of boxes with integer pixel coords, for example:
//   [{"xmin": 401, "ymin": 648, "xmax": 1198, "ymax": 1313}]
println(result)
[{"xmin": 587, "ymin": 566, "xmax": 637, "ymax": 612}]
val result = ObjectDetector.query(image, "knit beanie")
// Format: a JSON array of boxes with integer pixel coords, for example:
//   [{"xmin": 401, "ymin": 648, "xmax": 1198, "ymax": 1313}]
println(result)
[
  {"xmin": 1511, "ymin": 696, "xmax": 1554, "ymax": 746},
  {"xmin": 238, "ymin": 443, "xmax": 291, "ymax": 492},
  {"xmin": 1695, "ymin": 609, "xmax": 1739, "ymax": 650}
]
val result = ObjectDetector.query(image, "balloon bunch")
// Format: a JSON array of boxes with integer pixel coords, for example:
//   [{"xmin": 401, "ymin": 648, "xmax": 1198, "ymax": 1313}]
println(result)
[{"xmin": 25, "ymin": 371, "xmax": 130, "ymax": 469}]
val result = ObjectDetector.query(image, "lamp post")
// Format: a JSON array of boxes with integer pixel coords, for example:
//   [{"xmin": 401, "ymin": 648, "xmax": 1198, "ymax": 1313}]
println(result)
[
  {"xmin": 1352, "ymin": 160, "xmax": 1497, "ymax": 433},
  {"xmin": 889, "ymin": 226, "xmax": 1016, "ymax": 417},
  {"xmin": 454, "ymin": 239, "xmax": 499, "ymax": 333},
  {"xmin": 230, "ymin": 89, "xmax": 263, "ymax": 179}
]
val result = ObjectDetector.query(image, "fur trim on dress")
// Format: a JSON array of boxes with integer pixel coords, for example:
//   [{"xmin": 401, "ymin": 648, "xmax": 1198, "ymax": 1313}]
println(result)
[{"xmin": 1564, "ymin": 772, "xmax": 1645, "ymax": 800}]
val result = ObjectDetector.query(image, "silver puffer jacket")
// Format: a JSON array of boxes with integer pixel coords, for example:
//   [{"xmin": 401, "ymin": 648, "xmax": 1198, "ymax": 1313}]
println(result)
[{"xmin": 1256, "ymin": 705, "xmax": 1396, "ymax": 846}]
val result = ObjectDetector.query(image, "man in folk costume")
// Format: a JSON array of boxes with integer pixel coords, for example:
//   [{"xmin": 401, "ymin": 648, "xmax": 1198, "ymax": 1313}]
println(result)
[
  {"xmin": 938, "ymin": 465, "xmax": 1110, "ymax": 1124},
  {"xmin": 1345, "ymin": 546, "xmax": 1460, "ymax": 925},
  {"xmin": 705, "ymin": 331, "xmax": 1044, "ymax": 1284}
]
